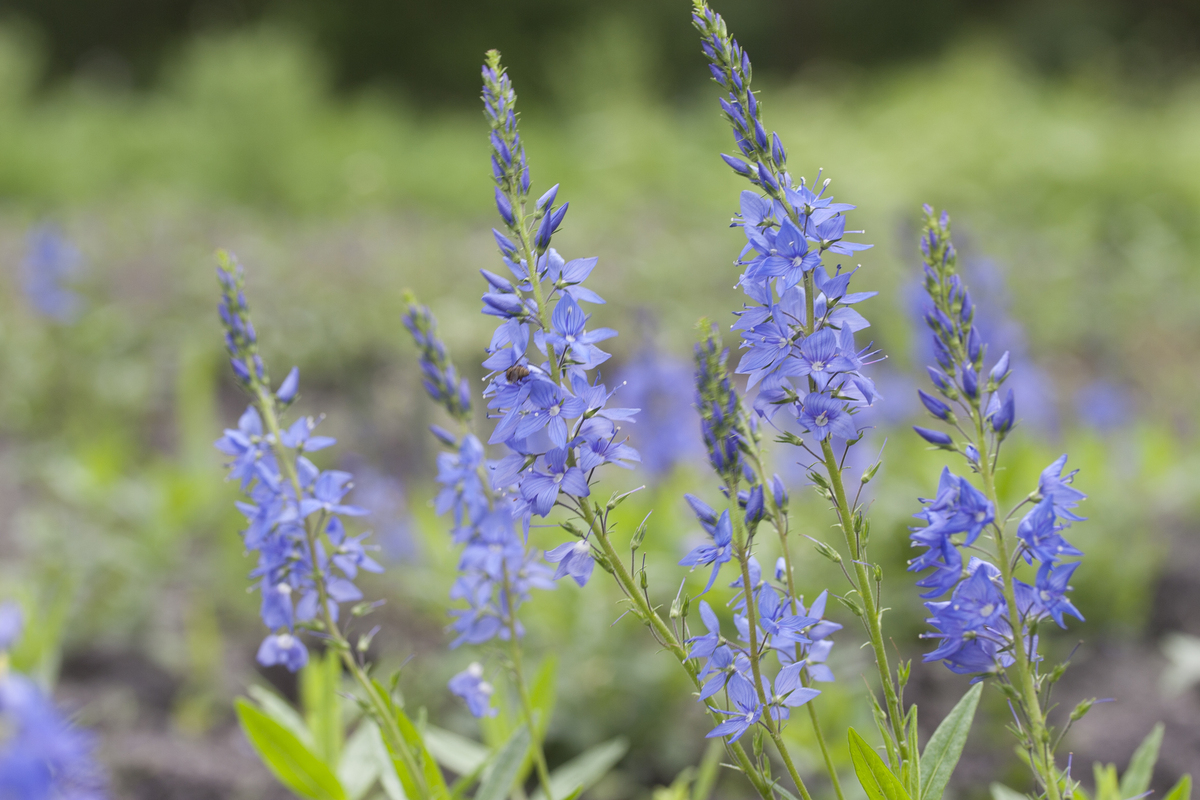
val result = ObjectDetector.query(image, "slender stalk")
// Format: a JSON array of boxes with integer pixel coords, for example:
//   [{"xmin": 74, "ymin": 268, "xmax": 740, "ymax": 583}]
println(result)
[
  {"xmin": 819, "ymin": 437, "xmax": 908, "ymax": 769},
  {"xmin": 747, "ymin": 449, "xmax": 846, "ymax": 800},
  {"xmin": 972, "ymin": 420, "xmax": 1062, "ymax": 800},
  {"xmin": 576, "ymin": 502, "xmax": 777, "ymax": 800},
  {"xmin": 505, "ymin": 608, "xmax": 556, "ymax": 800},
  {"xmin": 253, "ymin": 385, "xmax": 430, "ymax": 798}
]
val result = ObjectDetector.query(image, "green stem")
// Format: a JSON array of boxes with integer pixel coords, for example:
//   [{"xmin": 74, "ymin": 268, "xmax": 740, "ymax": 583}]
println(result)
[
  {"xmin": 577, "ymin": 502, "xmax": 777, "ymax": 800},
  {"xmin": 973, "ymin": 421, "xmax": 1062, "ymax": 800},
  {"xmin": 505, "ymin": 611, "xmax": 556, "ymax": 800},
  {"xmin": 748, "ymin": 449, "xmax": 846, "ymax": 800},
  {"xmin": 819, "ymin": 437, "xmax": 908, "ymax": 770},
  {"xmin": 253, "ymin": 385, "xmax": 430, "ymax": 799}
]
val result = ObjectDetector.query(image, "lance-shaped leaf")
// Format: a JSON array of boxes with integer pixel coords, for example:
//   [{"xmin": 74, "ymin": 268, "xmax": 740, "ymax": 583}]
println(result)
[
  {"xmin": 236, "ymin": 698, "xmax": 348, "ymax": 800},
  {"xmin": 849, "ymin": 727, "xmax": 912, "ymax": 800},
  {"xmin": 476, "ymin": 725, "xmax": 532, "ymax": 800},
  {"xmin": 1164, "ymin": 774, "xmax": 1192, "ymax": 800},
  {"xmin": 1119, "ymin": 723, "xmax": 1164, "ymax": 798},
  {"xmin": 530, "ymin": 737, "xmax": 629, "ymax": 800},
  {"xmin": 919, "ymin": 682, "xmax": 982, "ymax": 800}
]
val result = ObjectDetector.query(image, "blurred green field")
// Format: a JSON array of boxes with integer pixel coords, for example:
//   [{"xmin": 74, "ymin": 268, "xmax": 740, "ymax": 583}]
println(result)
[{"xmin": 1, "ymin": 19, "xmax": 1199, "ymax": 799}]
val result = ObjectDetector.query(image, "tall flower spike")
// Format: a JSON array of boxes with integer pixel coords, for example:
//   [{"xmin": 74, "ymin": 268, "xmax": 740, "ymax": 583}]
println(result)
[
  {"xmin": 911, "ymin": 208, "xmax": 1085, "ymax": 800},
  {"xmin": 403, "ymin": 291, "xmax": 472, "ymax": 423},
  {"xmin": 215, "ymin": 252, "xmax": 384, "ymax": 673}
]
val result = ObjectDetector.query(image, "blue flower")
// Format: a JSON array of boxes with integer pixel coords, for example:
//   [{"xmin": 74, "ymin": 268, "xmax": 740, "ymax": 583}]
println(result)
[
  {"xmin": 679, "ymin": 498, "xmax": 734, "ymax": 594},
  {"xmin": 1016, "ymin": 497, "xmax": 1082, "ymax": 564},
  {"xmin": 1016, "ymin": 561, "xmax": 1084, "ymax": 629},
  {"xmin": 544, "ymin": 539, "xmax": 595, "ymax": 587},
  {"xmin": 519, "ymin": 447, "xmax": 590, "ymax": 517},
  {"xmin": 0, "ymin": 672, "xmax": 106, "ymax": 799},
  {"xmin": 687, "ymin": 600, "xmax": 724, "ymax": 659},
  {"xmin": 766, "ymin": 662, "xmax": 821, "ymax": 721},
  {"xmin": 449, "ymin": 663, "xmax": 498, "ymax": 718},
  {"xmin": 542, "ymin": 295, "xmax": 616, "ymax": 368},
  {"xmin": 706, "ymin": 672, "xmax": 762, "ymax": 742},
  {"xmin": 1036, "ymin": 455, "xmax": 1086, "ymax": 523},
  {"xmin": 257, "ymin": 633, "xmax": 309, "ymax": 672},
  {"xmin": 796, "ymin": 392, "xmax": 857, "ymax": 441}
]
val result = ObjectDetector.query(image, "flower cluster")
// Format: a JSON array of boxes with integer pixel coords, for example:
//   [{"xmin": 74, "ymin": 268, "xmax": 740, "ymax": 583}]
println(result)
[
  {"xmin": 0, "ymin": 603, "xmax": 106, "ymax": 800},
  {"xmin": 684, "ymin": 560, "xmax": 840, "ymax": 742},
  {"xmin": 693, "ymin": 7, "xmax": 879, "ymax": 455},
  {"xmin": 215, "ymin": 255, "xmax": 383, "ymax": 672},
  {"xmin": 22, "ymin": 224, "xmax": 83, "ymax": 322},
  {"xmin": 403, "ymin": 294, "xmax": 472, "ymax": 423},
  {"xmin": 478, "ymin": 52, "xmax": 639, "ymax": 580},
  {"xmin": 909, "ymin": 207, "xmax": 1085, "ymax": 678}
]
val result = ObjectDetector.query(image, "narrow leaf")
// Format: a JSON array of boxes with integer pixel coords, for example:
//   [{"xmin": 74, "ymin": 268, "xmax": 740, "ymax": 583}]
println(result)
[
  {"xmin": 692, "ymin": 739, "xmax": 723, "ymax": 800},
  {"xmin": 248, "ymin": 684, "xmax": 315, "ymax": 751},
  {"xmin": 235, "ymin": 698, "xmax": 348, "ymax": 800},
  {"xmin": 989, "ymin": 784, "xmax": 1028, "ymax": 800},
  {"xmin": 424, "ymin": 725, "xmax": 489, "ymax": 776},
  {"xmin": 368, "ymin": 721, "xmax": 407, "ymax": 800},
  {"xmin": 530, "ymin": 737, "xmax": 629, "ymax": 800},
  {"xmin": 919, "ymin": 683, "xmax": 982, "ymax": 800},
  {"xmin": 1120, "ymin": 723, "xmax": 1164, "ymax": 798},
  {"xmin": 302, "ymin": 649, "xmax": 344, "ymax": 766},
  {"xmin": 1164, "ymin": 774, "xmax": 1192, "ymax": 800},
  {"xmin": 476, "ymin": 725, "xmax": 532, "ymax": 800},
  {"xmin": 848, "ymin": 728, "xmax": 912, "ymax": 800},
  {"xmin": 339, "ymin": 721, "xmax": 383, "ymax": 800}
]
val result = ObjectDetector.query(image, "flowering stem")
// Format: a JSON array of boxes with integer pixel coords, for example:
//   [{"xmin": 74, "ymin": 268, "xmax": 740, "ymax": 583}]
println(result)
[
  {"xmin": 503, "ymin": 606, "xmax": 556, "ymax": 800},
  {"xmin": 251, "ymin": 384, "xmax": 429, "ymax": 799},
  {"xmin": 819, "ymin": 437, "xmax": 908, "ymax": 771},
  {"xmin": 576, "ymin": 502, "xmax": 776, "ymax": 800},
  {"xmin": 972, "ymin": 422, "xmax": 1062, "ymax": 800},
  {"xmin": 747, "ymin": 449, "xmax": 846, "ymax": 800},
  {"xmin": 728, "ymin": 497, "xmax": 814, "ymax": 800}
]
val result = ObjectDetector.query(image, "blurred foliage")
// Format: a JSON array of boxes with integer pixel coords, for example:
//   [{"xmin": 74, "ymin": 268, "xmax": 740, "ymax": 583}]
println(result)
[
  {"xmin": 5, "ymin": 0, "xmax": 1200, "ymax": 107},
  {"xmin": 0, "ymin": 16, "xmax": 1197, "ymax": 797}
]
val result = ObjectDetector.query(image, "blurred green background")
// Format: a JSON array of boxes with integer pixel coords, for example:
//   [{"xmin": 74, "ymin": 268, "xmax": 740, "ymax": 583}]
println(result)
[{"xmin": 2, "ymin": 0, "xmax": 1200, "ymax": 798}]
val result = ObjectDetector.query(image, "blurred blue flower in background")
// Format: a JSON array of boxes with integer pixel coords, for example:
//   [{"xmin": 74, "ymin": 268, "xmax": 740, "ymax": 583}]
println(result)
[
  {"xmin": 21, "ymin": 224, "xmax": 83, "ymax": 323},
  {"xmin": 617, "ymin": 334, "xmax": 701, "ymax": 479},
  {"xmin": 1074, "ymin": 378, "xmax": 1133, "ymax": 433}
]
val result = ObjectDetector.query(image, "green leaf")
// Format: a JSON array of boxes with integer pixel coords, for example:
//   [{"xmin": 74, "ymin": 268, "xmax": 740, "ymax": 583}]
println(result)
[
  {"xmin": 235, "ymin": 698, "xmax": 348, "ymax": 800},
  {"xmin": 1094, "ymin": 763, "xmax": 1120, "ymax": 800},
  {"xmin": 530, "ymin": 737, "xmax": 629, "ymax": 800},
  {"xmin": 368, "ymin": 721, "xmax": 407, "ymax": 800},
  {"xmin": 903, "ymin": 705, "xmax": 920, "ymax": 800},
  {"xmin": 691, "ymin": 739, "xmax": 723, "ymax": 800},
  {"xmin": 339, "ymin": 721, "xmax": 383, "ymax": 800},
  {"xmin": 424, "ymin": 725, "xmax": 489, "ymax": 776},
  {"xmin": 529, "ymin": 655, "xmax": 558, "ymax": 742},
  {"xmin": 919, "ymin": 682, "xmax": 982, "ymax": 800},
  {"xmin": 848, "ymin": 728, "xmax": 912, "ymax": 800},
  {"xmin": 1120, "ymin": 723, "xmax": 1164, "ymax": 798},
  {"xmin": 989, "ymin": 784, "xmax": 1028, "ymax": 800},
  {"xmin": 302, "ymin": 649, "xmax": 345, "ymax": 766},
  {"xmin": 248, "ymin": 684, "xmax": 315, "ymax": 751},
  {"xmin": 476, "ymin": 725, "xmax": 532, "ymax": 800},
  {"xmin": 390, "ymin": 701, "xmax": 452, "ymax": 800},
  {"xmin": 1164, "ymin": 774, "xmax": 1192, "ymax": 800}
]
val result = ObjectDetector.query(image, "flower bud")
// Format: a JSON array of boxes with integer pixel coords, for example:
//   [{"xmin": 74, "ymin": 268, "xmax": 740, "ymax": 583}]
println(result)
[
  {"xmin": 276, "ymin": 366, "xmax": 300, "ymax": 404},
  {"xmin": 771, "ymin": 474, "xmax": 788, "ymax": 511},
  {"xmin": 494, "ymin": 187, "xmax": 514, "ymax": 226},
  {"xmin": 967, "ymin": 326, "xmax": 983, "ymax": 364},
  {"xmin": 991, "ymin": 389, "xmax": 1015, "ymax": 435},
  {"xmin": 989, "ymin": 351, "xmax": 1011, "ymax": 385},
  {"xmin": 913, "ymin": 426, "xmax": 954, "ymax": 448},
  {"xmin": 721, "ymin": 153, "xmax": 751, "ymax": 176},
  {"xmin": 535, "ymin": 183, "xmax": 559, "ymax": 212},
  {"xmin": 918, "ymin": 389, "xmax": 951, "ymax": 420},
  {"xmin": 744, "ymin": 485, "xmax": 765, "ymax": 525},
  {"xmin": 962, "ymin": 365, "xmax": 978, "ymax": 398}
]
